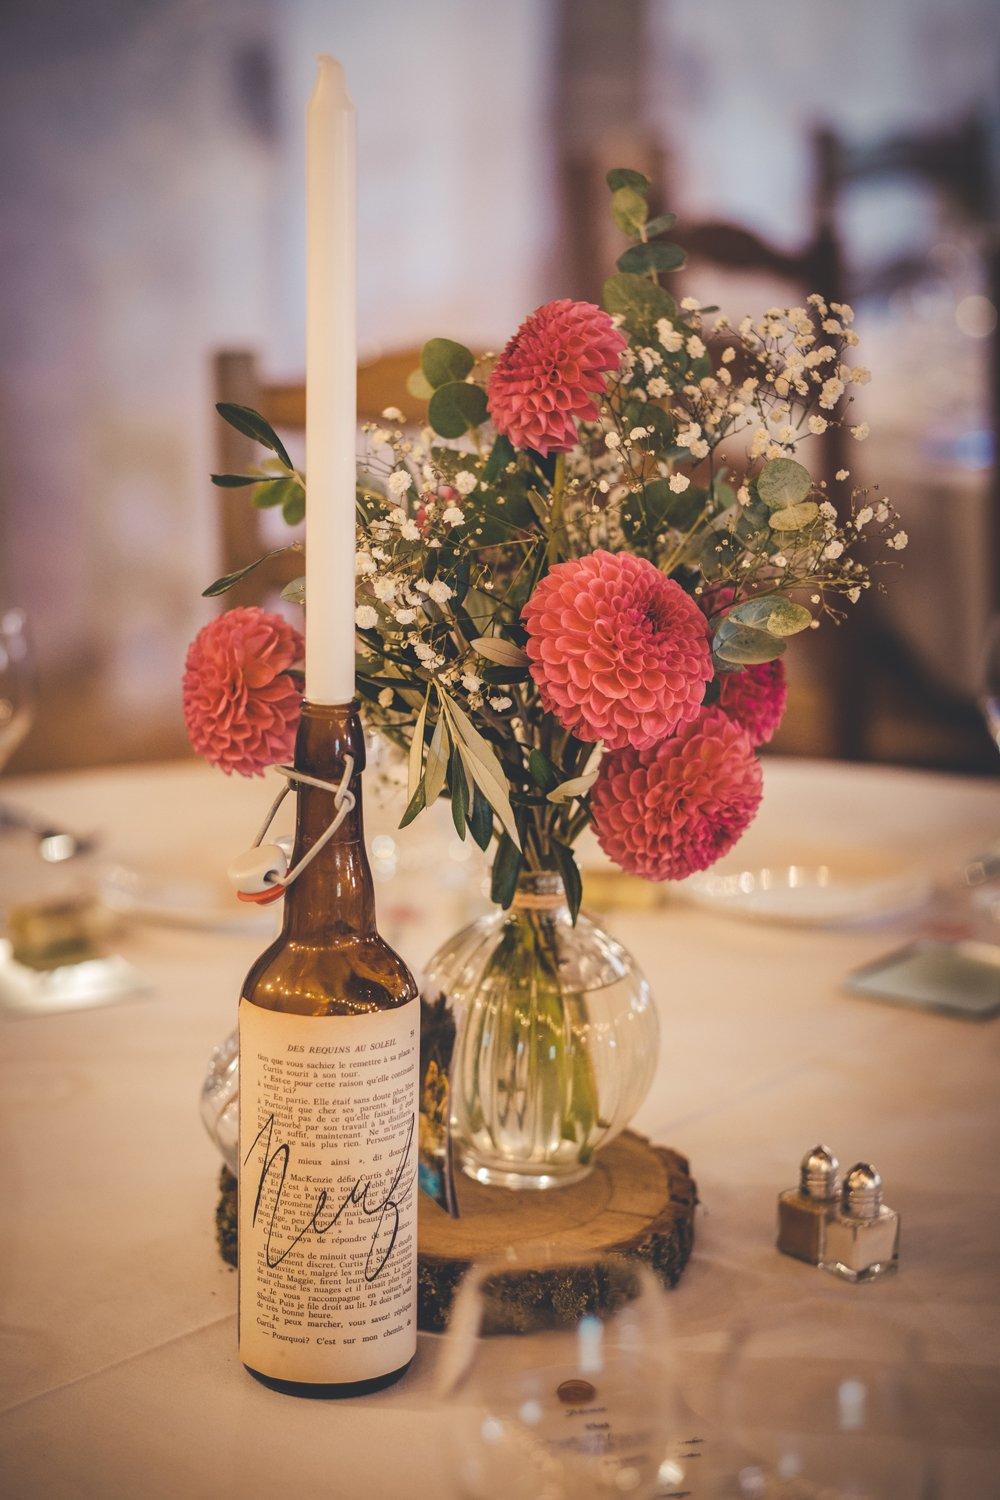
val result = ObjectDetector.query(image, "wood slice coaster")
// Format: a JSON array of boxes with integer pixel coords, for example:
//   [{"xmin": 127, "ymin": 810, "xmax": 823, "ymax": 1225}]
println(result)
[
  {"xmin": 215, "ymin": 1132, "xmax": 697, "ymax": 1335},
  {"xmin": 417, "ymin": 1132, "xmax": 696, "ymax": 1333}
]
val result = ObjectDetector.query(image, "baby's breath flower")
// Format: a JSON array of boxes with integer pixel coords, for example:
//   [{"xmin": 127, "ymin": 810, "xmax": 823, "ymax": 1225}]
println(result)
[
  {"xmin": 847, "ymin": 367, "xmax": 871, "ymax": 386},
  {"xmin": 822, "ymin": 539, "xmax": 845, "ymax": 561},
  {"xmin": 887, "ymin": 531, "xmax": 908, "ymax": 550},
  {"xmin": 441, "ymin": 505, "xmax": 465, "ymax": 527},
  {"xmin": 850, "ymin": 423, "xmax": 870, "ymax": 442},
  {"xmin": 605, "ymin": 431, "xmax": 621, "ymax": 449},
  {"xmin": 854, "ymin": 505, "xmax": 873, "ymax": 528},
  {"xmin": 668, "ymin": 473, "xmax": 690, "ymax": 493},
  {"xmin": 656, "ymin": 319, "xmax": 684, "ymax": 353},
  {"xmin": 377, "ymin": 687, "xmax": 394, "ymax": 707},
  {"xmin": 686, "ymin": 334, "xmax": 706, "ymax": 359},
  {"xmin": 647, "ymin": 376, "xmax": 669, "ymax": 398},
  {"xmin": 381, "ymin": 406, "xmax": 405, "ymax": 422},
  {"xmin": 819, "ymin": 377, "xmax": 844, "ymax": 409},
  {"xmin": 427, "ymin": 579, "xmax": 453, "ymax": 604},
  {"xmin": 808, "ymin": 415, "xmax": 828, "ymax": 435},
  {"xmin": 680, "ymin": 296, "xmax": 701, "ymax": 311},
  {"xmin": 356, "ymin": 551, "xmax": 376, "ymax": 576},
  {"xmin": 720, "ymin": 346, "xmax": 736, "ymax": 364},
  {"xmin": 836, "ymin": 468, "xmax": 850, "ymax": 481},
  {"xmin": 387, "ymin": 469, "xmax": 412, "ymax": 499},
  {"xmin": 454, "ymin": 470, "xmax": 478, "ymax": 496},
  {"xmin": 355, "ymin": 604, "xmax": 378, "ymax": 630},
  {"xmin": 488, "ymin": 695, "xmax": 513, "ymax": 712}
]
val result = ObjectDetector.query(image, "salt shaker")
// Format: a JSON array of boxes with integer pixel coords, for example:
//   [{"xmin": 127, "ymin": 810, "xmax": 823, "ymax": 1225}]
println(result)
[
  {"xmin": 777, "ymin": 1145, "xmax": 840, "ymax": 1265},
  {"xmin": 822, "ymin": 1163, "xmax": 900, "ymax": 1282}
]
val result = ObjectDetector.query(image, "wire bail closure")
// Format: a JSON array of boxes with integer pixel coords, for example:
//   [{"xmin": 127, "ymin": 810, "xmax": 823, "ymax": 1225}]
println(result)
[{"xmin": 228, "ymin": 756, "xmax": 356, "ymax": 904}]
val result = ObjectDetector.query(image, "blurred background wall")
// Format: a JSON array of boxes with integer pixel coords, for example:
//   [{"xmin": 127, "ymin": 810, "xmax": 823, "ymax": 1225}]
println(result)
[{"xmin": 0, "ymin": 0, "xmax": 997, "ymax": 775}]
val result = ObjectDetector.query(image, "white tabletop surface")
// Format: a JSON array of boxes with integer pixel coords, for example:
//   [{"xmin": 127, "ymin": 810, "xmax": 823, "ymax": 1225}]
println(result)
[{"xmin": 0, "ymin": 755, "xmax": 998, "ymax": 1498}]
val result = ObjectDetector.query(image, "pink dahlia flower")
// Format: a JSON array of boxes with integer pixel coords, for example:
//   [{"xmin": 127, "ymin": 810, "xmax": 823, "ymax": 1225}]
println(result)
[
  {"xmin": 590, "ymin": 707, "xmax": 762, "ymax": 881},
  {"xmin": 182, "ymin": 607, "xmax": 303, "ymax": 776},
  {"xmin": 522, "ymin": 550, "xmax": 712, "ymax": 750},
  {"xmin": 718, "ymin": 659, "xmax": 787, "ymax": 747},
  {"xmin": 487, "ymin": 299, "xmax": 626, "ymax": 455}
]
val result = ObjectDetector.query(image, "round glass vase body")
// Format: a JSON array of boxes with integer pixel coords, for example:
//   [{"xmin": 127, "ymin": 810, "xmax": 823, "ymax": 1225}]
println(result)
[{"xmin": 424, "ymin": 870, "xmax": 659, "ymax": 1191}]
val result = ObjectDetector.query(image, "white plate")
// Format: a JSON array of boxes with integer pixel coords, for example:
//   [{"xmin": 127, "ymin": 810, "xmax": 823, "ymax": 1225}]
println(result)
[{"xmin": 681, "ymin": 845, "xmax": 932, "ymax": 927}]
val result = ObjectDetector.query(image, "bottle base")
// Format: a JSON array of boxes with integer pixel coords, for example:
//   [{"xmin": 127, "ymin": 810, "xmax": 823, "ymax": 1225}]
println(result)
[
  {"xmin": 244, "ymin": 1357, "xmax": 413, "ymax": 1398},
  {"xmin": 820, "ymin": 1258, "xmax": 898, "ymax": 1283}
]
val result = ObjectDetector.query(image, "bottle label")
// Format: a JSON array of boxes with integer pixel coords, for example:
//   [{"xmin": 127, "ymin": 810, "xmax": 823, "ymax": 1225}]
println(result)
[{"xmin": 238, "ymin": 996, "xmax": 419, "ymax": 1385}]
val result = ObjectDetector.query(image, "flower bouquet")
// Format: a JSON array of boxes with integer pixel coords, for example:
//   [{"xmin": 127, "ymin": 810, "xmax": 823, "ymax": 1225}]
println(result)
[{"xmin": 187, "ymin": 169, "xmax": 904, "ymax": 1188}]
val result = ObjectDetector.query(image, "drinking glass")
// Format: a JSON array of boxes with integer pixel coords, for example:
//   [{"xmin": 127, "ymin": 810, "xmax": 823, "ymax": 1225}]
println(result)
[
  {"xmin": 438, "ymin": 1250, "xmax": 678, "ymax": 1500},
  {"xmin": 713, "ymin": 1302, "xmax": 935, "ymax": 1498},
  {"xmin": 979, "ymin": 613, "xmax": 1000, "ymax": 754},
  {"xmin": 0, "ymin": 607, "xmax": 35, "ymax": 769}
]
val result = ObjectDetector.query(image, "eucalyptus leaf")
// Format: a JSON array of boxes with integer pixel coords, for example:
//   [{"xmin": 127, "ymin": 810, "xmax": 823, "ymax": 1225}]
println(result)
[
  {"xmin": 398, "ymin": 780, "xmax": 426, "ymax": 829},
  {"xmin": 547, "ymin": 769, "xmax": 599, "ymax": 803},
  {"xmin": 490, "ymin": 834, "xmax": 523, "ymax": 909},
  {"xmin": 428, "ymin": 381, "xmax": 488, "ymax": 439},
  {"xmin": 201, "ymin": 546, "xmax": 295, "ymax": 598},
  {"xmin": 449, "ymin": 746, "xmax": 469, "ymax": 839},
  {"xmin": 482, "ymin": 432, "xmax": 516, "ymax": 484},
  {"xmin": 756, "ymin": 457, "xmax": 812, "ymax": 511},
  {"xmin": 602, "ymin": 272, "xmax": 677, "ymax": 335},
  {"xmin": 528, "ymin": 749, "xmax": 559, "ymax": 793},
  {"xmin": 408, "ymin": 688, "xmax": 430, "ymax": 802},
  {"xmin": 468, "ymin": 787, "xmax": 494, "ymax": 851},
  {"xmin": 253, "ymin": 477, "xmax": 298, "ymax": 510},
  {"xmin": 215, "ymin": 403, "xmax": 293, "ymax": 471},
  {"xmin": 644, "ymin": 212, "xmax": 678, "ymax": 237},
  {"xmin": 281, "ymin": 489, "xmax": 305, "ymax": 526},
  {"xmin": 424, "ymin": 714, "xmax": 449, "ymax": 803},
  {"xmin": 210, "ymin": 473, "xmax": 285, "ymax": 488},
  {"xmin": 472, "ymin": 636, "xmax": 529, "ymax": 668},
  {"xmin": 713, "ymin": 619, "xmax": 788, "ymax": 665},
  {"xmin": 610, "ymin": 186, "xmax": 648, "ymax": 237},
  {"xmin": 728, "ymin": 595, "xmax": 812, "ymax": 637},
  {"xmin": 606, "ymin": 167, "xmax": 650, "ymax": 194},
  {"xmin": 281, "ymin": 575, "xmax": 306, "ymax": 605},
  {"xmin": 616, "ymin": 241, "xmax": 686, "ymax": 275},
  {"xmin": 441, "ymin": 691, "xmax": 520, "ymax": 849},
  {"xmin": 769, "ymin": 501, "xmax": 819, "ymax": 531},
  {"xmin": 406, "ymin": 367, "xmax": 434, "ymax": 401},
  {"xmin": 421, "ymin": 338, "xmax": 475, "ymax": 389},
  {"xmin": 552, "ymin": 841, "xmax": 583, "ymax": 925}
]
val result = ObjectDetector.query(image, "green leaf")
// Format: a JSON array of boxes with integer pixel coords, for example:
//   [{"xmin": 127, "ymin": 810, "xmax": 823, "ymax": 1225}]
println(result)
[
  {"xmin": 552, "ymin": 841, "xmax": 583, "ymax": 925},
  {"xmin": 616, "ymin": 241, "xmax": 685, "ymax": 275},
  {"xmin": 215, "ymin": 403, "xmax": 292, "ymax": 471},
  {"xmin": 281, "ymin": 489, "xmax": 305, "ymax": 526},
  {"xmin": 281, "ymin": 575, "xmax": 305, "ymax": 605},
  {"xmin": 602, "ymin": 272, "xmax": 677, "ymax": 336},
  {"xmin": 252, "ymin": 477, "xmax": 298, "ymax": 510},
  {"xmin": 424, "ymin": 714, "xmax": 449, "ymax": 804},
  {"xmin": 210, "ymin": 473, "xmax": 286, "ymax": 489},
  {"xmin": 756, "ymin": 457, "xmax": 812, "ymax": 511},
  {"xmin": 408, "ymin": 688, "xmax": 430, "ymax": 803},
  {"xmin": 547, "ymin": 769, "xmax": 599, "ymax": 803},
  {"xmin": 449, "ymin": 746, "xmax": 469, "ymax": 839},
  {"xmin": 769, "ymin": 501, "xmax": 820, "ymax": 531},
  {"xmin": 644, "ymin": 212, "xmax": 678, "ymax": 237},
  {"xmin": 490, "ymin": 833, "xmax": 523, "ymax": 909},
  {"xmin": 610, "ymin": 186, "xmax": 649, "ymax": 237},
  {"xmin": 406, "ymin": 367, "xmax": 434, "ymax": 401},
  {"xmin": 201, "ymin": 546, "xmax": 295, "ymax": 597},
  {"xmin": 421, "ymin": 338, "xmax": 475, "ymax": 389},
  {"xmin": 606, "ymin": 167, "xmax": 650, "ymax": 194},
  {"xmin": 441, "ymin": 690, "xmax": 520, "ymax": 849},
  {"xmin": 472, "ymin": 636, "xmax": 529, "ymax": 668},
  {"xmin": 481, "ymin": 433, "xmax": 516, "ymax": 484},
  {"xmin": 728, "ymin": 595, "xmax": 812, "ymax": 637},
  {"xmin": 468, "ymin": 787, "xmax": 494, "ymax": 851},
  {"xmin": 428, "ymin": 381, "xmax": 488, "ymax": 439},
  {"xmin": 714, "ymin": 619, "xmax": 788, "ymax": 666},
  {"xmin": 398, "ymin": 780, "xmax": 426, "ymax": 829},
  {"xmin": 528, "ymin": 749, "xmax": 559, "ymax": 793}
]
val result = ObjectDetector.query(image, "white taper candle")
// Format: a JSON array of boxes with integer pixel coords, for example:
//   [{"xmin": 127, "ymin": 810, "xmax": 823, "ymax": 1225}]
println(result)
[{"xmin": 305, "ymin": 55, "xmax": 357, "ymax": 705}]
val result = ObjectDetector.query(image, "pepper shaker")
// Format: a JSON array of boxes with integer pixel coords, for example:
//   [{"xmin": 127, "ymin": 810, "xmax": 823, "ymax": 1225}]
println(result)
[
  {"xmin": 822, "ymin": 1163, "xmax": 900, "ymax": 1282},
  {"xmin": 777, "ymin": 1145, "xmax": 840, "ymax": 1265}
]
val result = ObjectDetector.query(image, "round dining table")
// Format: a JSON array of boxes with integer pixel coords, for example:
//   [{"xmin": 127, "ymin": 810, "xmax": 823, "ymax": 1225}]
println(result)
[{"xmin": 0, "ymin": 754, "xmax": 997, "ymax": 1498}]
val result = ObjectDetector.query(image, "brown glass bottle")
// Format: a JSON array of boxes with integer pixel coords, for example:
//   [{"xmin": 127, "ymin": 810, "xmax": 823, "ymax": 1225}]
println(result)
[{"xmin": 238, "ymin": 701, "xmax": 419, "ymax": 1398}]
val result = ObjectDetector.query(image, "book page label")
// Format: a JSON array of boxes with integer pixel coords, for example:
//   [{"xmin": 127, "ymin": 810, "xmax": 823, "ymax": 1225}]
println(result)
[{"xmin": 238, "ymin": 997, "xmax": 419, "ymax": 1385}]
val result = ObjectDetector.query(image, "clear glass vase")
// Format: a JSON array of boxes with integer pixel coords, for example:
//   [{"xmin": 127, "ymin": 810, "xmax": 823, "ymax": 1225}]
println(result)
[{"xmin": 423, "ymin": 870, "xmax": 659, "ymax": 1191}]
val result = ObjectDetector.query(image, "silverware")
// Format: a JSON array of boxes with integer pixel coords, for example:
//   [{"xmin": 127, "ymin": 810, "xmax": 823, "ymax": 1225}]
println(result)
[{"xmin": 0, "ymin": 803, "xmax": 98, "ymax": 862}]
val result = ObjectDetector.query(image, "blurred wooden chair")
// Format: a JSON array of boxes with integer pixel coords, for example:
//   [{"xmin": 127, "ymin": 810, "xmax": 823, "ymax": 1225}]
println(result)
[{"xmin": 212, "ymin": 347, "xmax": 423, "ymax": 604}]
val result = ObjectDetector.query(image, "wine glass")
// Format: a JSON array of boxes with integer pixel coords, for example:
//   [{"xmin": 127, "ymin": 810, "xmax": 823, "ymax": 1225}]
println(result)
[
  {"xmin": 437, "ymin": 1250, "xmax": 679, "ymax": 1500},
  {"xmin": 713, "ymin": 1302, "xmax": 936, "ymax": 1498},
  {"xmin": 978, "ymin": 613, "xmax": 1000, "ymax": 754},
  {"xmin": 0, "ymin": 607, "xmax": 35, "ymax": 770}
]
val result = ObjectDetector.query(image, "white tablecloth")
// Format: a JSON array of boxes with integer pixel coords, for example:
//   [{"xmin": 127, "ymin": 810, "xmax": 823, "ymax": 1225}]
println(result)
[{"xmin": 0, "ymin": 757, "xmax": 998, "ymax": 1498}]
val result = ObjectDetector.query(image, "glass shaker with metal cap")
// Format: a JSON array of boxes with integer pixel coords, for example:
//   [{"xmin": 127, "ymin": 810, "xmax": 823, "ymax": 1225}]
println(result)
[
  {"xmin": 822, "ymin": 1163, "xmax": 900, "ymax": 1282},
  {"xmin": 777, "ymin": 1144, "xmax": 840, "ymax": 1265}
]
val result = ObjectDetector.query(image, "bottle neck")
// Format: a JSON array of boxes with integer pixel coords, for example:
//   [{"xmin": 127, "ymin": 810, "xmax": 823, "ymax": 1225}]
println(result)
[
  {"xmin": 281, "ymin": 699, "xmax": 376, "ymax": 941},
  {"xmin": 511, "ymin": 870, "xmax": 567, "ymax": 915}
]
